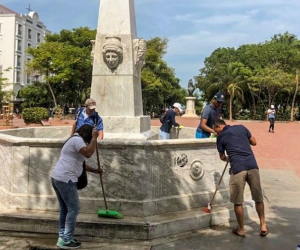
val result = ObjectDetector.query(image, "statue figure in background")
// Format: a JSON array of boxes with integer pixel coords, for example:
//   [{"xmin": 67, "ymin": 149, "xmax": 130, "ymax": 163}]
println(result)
[
  {"xmin": 187, "ymin": 79, "xmax": 196, "ymax": 97},
  {"xmin": 102, "ymin": 36, "xmax": 123, "ymax": 72}
]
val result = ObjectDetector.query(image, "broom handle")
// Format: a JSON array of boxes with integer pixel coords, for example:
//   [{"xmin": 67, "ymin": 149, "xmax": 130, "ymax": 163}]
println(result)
[
  {"xmin": 209, "ymin": 160, "xmax": 229, "ymax": 205},
  {"xmin": 96, "ymin": 142, "xmax": 108, "ymax": 210}
]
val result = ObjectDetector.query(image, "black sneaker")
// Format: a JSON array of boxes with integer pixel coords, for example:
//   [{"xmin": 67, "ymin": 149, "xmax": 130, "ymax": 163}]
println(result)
[{"xmin": 70, "ymin": 239, "xmax": 81, "ymax": 246}]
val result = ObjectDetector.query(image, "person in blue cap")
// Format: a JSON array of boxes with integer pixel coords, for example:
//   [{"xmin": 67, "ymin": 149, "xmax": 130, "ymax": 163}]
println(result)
[{"xmin": 195, "ymin": 92, "xmax": 224, "ymax": 138}]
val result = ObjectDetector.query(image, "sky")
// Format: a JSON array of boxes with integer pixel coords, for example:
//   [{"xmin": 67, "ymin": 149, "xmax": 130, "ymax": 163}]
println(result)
[{"xmin": 2, "ymin": 0, "xmax": 300, "ymax": 89}]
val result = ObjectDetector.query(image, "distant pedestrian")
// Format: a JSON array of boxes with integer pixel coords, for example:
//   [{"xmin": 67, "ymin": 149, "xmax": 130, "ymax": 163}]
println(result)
[
  {"xmin": 214, "ymin": 119, "xmax": 268, "ymax": 238},
  {"xmin": 267, "ymin": 105, "xmax": 276, "ymax": 133},
  {"xmin": 196, "ymin": 92, "xmax": 224, "ymax": 138},
  {"xmin": 159, "ymin": 103, "xmax": 182, "ymax": 140},
  {"xmin": 63, "ymin": 105, "xmax": 69, "ymax": 116},
  {"xmin": 15, "ymin": 107, "xmax": 19, "ymax": 115}
]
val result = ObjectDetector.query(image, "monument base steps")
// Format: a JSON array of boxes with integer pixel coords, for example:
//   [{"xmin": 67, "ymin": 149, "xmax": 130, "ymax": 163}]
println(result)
[{"xmin": 0, "ymin": 201, "xmax": 256, "ymax": 240}]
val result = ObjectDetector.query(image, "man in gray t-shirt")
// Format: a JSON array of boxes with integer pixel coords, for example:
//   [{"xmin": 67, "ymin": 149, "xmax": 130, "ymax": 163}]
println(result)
[{"xmin": 195, "ymin": 92, "xmax": 224, "ymax": 138}]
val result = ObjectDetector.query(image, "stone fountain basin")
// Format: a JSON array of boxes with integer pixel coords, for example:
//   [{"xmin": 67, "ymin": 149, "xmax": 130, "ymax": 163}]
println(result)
[
  {"xmin": 0, "ymin": 126, "xmax": 257, "ymax": 239},
  {"xmin": 0, "ymin": 126, "xmax": 232, "ymax": 217}
]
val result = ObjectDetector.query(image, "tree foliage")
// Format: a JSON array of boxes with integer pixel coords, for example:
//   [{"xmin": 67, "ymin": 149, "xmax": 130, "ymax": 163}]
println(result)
[
  {"xmin": 19, "ymin": 81, "xmax": 51, "ymax": 108},
  {"xmin": 25, "ymin": 27, "xmax": 96, "ymax": 108},
  {"xmin": 141, "ymin": 37, "xmax": 186, "ymax": 114},
  {"xmin": 196, "ymin": 32, "xmax": 300, "ymax": 121},
  {"xmin": 0, "ymin": 67, "xmax": 15, "ymax": 104},
  {"xmin": 23, "ymin": 29, "xmax": 187, "ymax": 115}
]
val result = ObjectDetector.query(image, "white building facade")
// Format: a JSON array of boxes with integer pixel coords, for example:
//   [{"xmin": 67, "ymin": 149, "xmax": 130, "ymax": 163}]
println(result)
[{"xmin": 0, "ymin": 5, "xmax": 50, "ymax": 102}]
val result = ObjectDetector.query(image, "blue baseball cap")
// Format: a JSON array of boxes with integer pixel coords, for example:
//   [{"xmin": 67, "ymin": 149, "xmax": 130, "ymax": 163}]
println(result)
[{"xmin": 214, "ymin": 92, "xmax": 225, "ymax": 102}]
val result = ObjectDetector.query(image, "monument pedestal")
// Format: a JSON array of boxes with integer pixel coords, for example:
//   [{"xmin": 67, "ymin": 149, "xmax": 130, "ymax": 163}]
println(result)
[
  {"xmin": 102, "ymin": 115, "xmax": 157, "ymax": 140},
  {"xmin": 90, "ymin": 0, "xmax": 150, "ymax": 139},
  {"xmin": 182, "ymin": 97, "xmax": 198, "ymax": 118}
]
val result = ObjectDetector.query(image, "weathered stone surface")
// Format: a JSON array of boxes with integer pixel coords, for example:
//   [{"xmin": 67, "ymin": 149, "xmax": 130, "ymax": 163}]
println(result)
[
  {"xmin": 0, "ymin": 128, "xmax": 235, "ymax": 217},
  {"xmin": 183, "ymin": 97, "xmax": 198, "ymax": 118},
  {"xmin": 0, "ymin": 202, "xmax": 256, "ymax": 240},
  {"xmin": 90, "ymin": 0, "xmax": 149, "ymax": 137}
]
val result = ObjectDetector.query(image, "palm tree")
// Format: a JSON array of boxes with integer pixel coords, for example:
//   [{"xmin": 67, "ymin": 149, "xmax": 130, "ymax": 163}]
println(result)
[
  {"xmin": 227, "ymin": 82, "xmax": 244, "ymax": 120},
  {"xmin": 208, "ymin": 62, "xmax": 246, "ymax": 120}
]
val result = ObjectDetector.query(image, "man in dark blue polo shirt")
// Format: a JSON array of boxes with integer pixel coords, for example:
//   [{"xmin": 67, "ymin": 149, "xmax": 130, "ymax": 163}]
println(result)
[
  {"xmin": 196, "ymin": 92, "xmax": 224, "ymax": 138},
  {"xmin": 159, "ymin": 103, "xmax": 182, "ymax": 140},
  {"xmin": 214, "ymin": 119, "xmax": 268, "ymax": 238}
]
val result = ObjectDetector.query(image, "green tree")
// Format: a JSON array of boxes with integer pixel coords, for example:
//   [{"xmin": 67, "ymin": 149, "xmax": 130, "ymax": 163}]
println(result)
[
  {"xmin": 0, "ymin": 67, "xmax": 15, "ymax": 104},
  {"xmin": 196, "ymin": 47, "xmax": 237, "ymax": 100},
  {"xmin": 196, "ymin": 32, "xmax": 300, "ymax": 121},
  {"xmin": 46, "ymin": 27, "xmax": 96, "ymax": 105},
  {"xmin": 26, "ymin": 27, "xmax": 95, "ymax": 108},
  {"xmin": 249, "ymin": 64, "xmax": 294, "ymax": 110},
  {"xmin": 209, "ymin": 62, "xmax": 249, "ymax": 120},
  {"xmin": 142, "ymin": 37, "xmax": 185, "ymax": 114},
  {"xmin": 19, "ymin": 81, "xmax": 51, "ymax": 108},
  {"xmin": 291, "ymin": 70, "xmax": 299, "ymax": 121}
]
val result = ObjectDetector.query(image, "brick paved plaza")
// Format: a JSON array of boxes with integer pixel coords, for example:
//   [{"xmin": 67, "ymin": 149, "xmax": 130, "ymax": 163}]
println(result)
[
  {"xmin": 9, "ymin": 115, "xmax": 300, "ymax": 178},
  {"xmin": 0, "ymin": 116, "xmax": 299, "ymax": 250}
]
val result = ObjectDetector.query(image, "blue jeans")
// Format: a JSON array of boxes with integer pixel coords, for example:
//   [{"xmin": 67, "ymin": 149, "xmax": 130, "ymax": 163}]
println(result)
[
  {"xmin": 51, "ymin": 178, "xmax": 80, "ymax": 242},
  {"xmin": 195, "ymin": 130, "xmax": 210, "ymax": 138},
  {"xmin": 159, "ymin": 129, "xmax": 170, "ymax": 139}
]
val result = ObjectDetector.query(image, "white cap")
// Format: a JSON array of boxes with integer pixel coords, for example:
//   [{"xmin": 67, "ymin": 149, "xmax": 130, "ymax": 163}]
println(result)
[
  {"xmin": 271, "ymin": 105, "xmax": 274, "ymax": 109},
  {"xmin": 85, "ymin": 98, "xmax": 97, "ymax": 109},
  {"xmin": 173, "ymin": 103, "xmax": 182, "ymax": 112}
]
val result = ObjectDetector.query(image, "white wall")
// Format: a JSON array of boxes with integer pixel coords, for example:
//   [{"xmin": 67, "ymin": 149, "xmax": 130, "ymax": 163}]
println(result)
[{"xmin": 0, "ymin": 7, "xmax": 51, "ymax": 99}]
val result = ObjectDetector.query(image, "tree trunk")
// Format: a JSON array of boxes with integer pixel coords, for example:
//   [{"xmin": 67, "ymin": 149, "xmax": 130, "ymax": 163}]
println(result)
[
  {"xmin": 248, "ymin": 84, "xmax": 256, "ymax": 115},
  {"xmin": 229, "ymin": 95, "xmax": 233, "ymax": 121},
  {"xmin": 47, "ymin": 80, "xmax": 57, "ymax": 107},
  {"xmin": 290, "ymin": 70, "xmax": 299, "ymax": 121}
]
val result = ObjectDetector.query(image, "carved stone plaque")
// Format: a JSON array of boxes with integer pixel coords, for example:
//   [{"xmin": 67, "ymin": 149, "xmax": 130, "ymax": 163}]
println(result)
[{"xmin": 189, "ymin": 160, "xmax": 204, "ymax": 180}]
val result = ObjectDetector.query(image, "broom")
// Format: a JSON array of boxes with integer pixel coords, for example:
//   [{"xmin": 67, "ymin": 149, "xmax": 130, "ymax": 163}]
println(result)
[
  {"xmin": 96, "ymin": 143, "xmax": 123, "ymax": 219},
  {"xmin": 203, "ymin": 160, "xmax": 229, "ymax": 213}
]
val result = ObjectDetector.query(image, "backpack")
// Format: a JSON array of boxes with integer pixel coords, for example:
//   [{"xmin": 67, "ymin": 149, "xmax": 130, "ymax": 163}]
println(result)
[{"xmin": 160, "ymin": 112, "xmax": 168, "ymax": 123}]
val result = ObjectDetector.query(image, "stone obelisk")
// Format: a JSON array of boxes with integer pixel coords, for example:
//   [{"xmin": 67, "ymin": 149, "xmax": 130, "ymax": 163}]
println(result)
[{"xmin": 91, "ymin": 0, "xmax": 153, "ymax": 139}]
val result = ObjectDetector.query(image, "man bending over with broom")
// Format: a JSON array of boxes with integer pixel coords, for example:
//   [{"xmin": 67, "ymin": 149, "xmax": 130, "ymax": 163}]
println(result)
[{"xmin": 214, "ymin": 119, "xmax": 268, "ymax": 238}]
